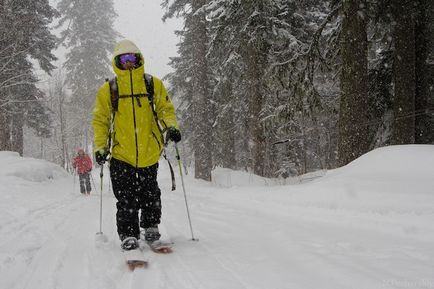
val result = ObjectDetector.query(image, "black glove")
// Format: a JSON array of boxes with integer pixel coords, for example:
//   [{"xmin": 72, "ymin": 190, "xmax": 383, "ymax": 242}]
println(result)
[
  {"xmin": 95, "ymin": 149, "xmax": 108, "ymax": 165},
  {"xmin": 166, "ymin": 127, "xmax": 181, "ymax": 143}
]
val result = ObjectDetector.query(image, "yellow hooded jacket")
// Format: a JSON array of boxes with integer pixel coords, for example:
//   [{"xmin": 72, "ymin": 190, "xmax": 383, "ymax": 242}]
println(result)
[{"xmin": 92, "ymin": 40, "xmax": 178, "ymax": 168}]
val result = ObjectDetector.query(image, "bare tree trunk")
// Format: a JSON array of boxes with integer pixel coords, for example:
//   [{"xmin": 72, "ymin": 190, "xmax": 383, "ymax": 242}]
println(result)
[
  {"xmin": 338, "ymin": 0, "xmax": 369, "ymax": 166},
  {"xmin": 40, "ymin": 137, "xmax": 43, "ymax": 159},
  {"xmin": 59, "ymin": 94, "xmax": 67, "ymax": 168},
  {"xmin": 414, "ymin": 0, "xmax": 431, "ymax": 143},
  {"xmin": 392, "ymin": 0, "xmax": 416, "ymax": 144},
  {"xmin": 0, "ymin": 108, "xmax": 11, "ymax": 150},
  {"xmin": 10, "ymin": 113, "xmax": 23, "ymax": 155},
  {"xmin": 221, "ymin": 108, "xmax": 236, "ymax": 169},
  {"xmin": 220, "ymin": 82, "xmax": 236, "ymax": 169},
  {"xmin": 246, "ymin": 44, "xmax": 266, "ymax": 176},
  {"xmin": 242, "ymin": 3, "xmax": 269, "ymax": 176},
  {"xmin": 192, "ymin": 0, "xmax": 213, "ymax": 181}
]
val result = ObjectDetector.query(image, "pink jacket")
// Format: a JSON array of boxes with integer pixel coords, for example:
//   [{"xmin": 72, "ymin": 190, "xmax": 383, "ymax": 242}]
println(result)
[{"xmin": 72, "ymin": 155, "xmax": 92, "ymax": 174}]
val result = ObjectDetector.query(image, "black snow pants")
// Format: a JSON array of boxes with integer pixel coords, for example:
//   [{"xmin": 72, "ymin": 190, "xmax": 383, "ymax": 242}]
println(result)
[
  {"xmin": 109, "ymin": 158, "xmax": 162, "ymax": 241},
  {"xmin": 78, "ymin": 173, "xmax": 91, "ymax": 194}
]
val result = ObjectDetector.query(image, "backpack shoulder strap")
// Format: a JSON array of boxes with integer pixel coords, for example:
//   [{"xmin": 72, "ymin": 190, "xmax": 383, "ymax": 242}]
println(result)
[
  {"xmin": 107, "ymin": 77, "xmax": 119, "ymax": 111},
  {"xmin": 144, "ymin": 73, "xmax": 160, "ymax": 128},
  {"xmin": 144, "ymin": 73, "xmax": 176, "ymax": 191},
  {"xmin": 105, "ymin": 77, "xmax": 118, "ymax": 156},
  {"xmin": 144, "ymin": 73, "xmax": 154, "ymax": 102},
  {"xmin": 109, "ymin": 75, "xmax": 151, "ymax": 110}
]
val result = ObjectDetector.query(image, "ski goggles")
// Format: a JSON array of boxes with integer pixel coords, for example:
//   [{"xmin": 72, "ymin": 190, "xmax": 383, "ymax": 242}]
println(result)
[{"xmin": 118, "ymin": 53, "xmax": 140, "ymax": 65}]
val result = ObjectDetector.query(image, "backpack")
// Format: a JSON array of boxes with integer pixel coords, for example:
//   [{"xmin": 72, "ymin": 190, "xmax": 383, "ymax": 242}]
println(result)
[
  {"xmin": 106, "ymin": 73, "xmax": 162, "ymax": 142},
  {"xmin": 107, "ymin": 73, "xmax": 154, "ymax": 112},
  {"xmin": 105, "ymin": 73, "xmax": 176, "ymax": 190}
]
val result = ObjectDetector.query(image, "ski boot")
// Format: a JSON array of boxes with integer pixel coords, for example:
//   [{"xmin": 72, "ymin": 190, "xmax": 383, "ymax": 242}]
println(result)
[{"xmin": 142, "ymin": 227, "xmax": 172, "ymax": 254}]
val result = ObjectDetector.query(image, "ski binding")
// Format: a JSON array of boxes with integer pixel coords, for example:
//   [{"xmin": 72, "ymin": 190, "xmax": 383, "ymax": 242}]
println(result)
[{"xmin": 123, "ymin": 249, "xmax": 148, "ymax": 270}]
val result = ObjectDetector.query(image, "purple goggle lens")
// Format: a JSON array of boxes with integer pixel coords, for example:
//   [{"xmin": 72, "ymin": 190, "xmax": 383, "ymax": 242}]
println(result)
[{"xmin": 118, "ymin": 53, "xmax": 138, "ymax": 65}]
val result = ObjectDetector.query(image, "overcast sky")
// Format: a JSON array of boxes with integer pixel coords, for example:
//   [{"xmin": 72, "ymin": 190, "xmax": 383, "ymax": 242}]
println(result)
[
  {"xmin": 41, "ymin": 1, "xmax": 182, "ymax": 83},
  {"xmin": 114, "ymin": 0, "xmax": 183, "ymax": 77}
]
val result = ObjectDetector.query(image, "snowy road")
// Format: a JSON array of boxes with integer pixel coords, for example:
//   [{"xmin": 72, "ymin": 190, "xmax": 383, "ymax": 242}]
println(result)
[{"xmin": 1, "ymin": 146, "xmax": 434, "ymax": 289}]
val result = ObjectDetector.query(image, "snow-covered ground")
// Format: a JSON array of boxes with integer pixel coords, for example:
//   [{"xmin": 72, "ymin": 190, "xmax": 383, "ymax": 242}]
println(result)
[{"xmin": 0, "ymin": 145, "xmax": 433, "ymax": 289}]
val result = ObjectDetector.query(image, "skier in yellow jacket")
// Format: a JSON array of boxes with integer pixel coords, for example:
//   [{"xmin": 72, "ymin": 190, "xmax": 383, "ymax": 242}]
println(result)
[{"xmin": 92, "ymin": 39, "xmax": 181, "ymax": 251}]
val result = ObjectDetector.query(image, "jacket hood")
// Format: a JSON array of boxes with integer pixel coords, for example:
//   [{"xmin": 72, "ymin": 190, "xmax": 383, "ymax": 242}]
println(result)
[
  {"xmin": 113, "ymin": 39, "xmax": 141, "ymax": 57},
  {"xmin": 112, "ymin": 39, "xmax": 145, "ymax": 76}
]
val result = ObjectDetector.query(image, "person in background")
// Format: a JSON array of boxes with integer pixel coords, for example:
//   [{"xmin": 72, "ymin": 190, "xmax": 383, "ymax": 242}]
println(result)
[{"xmin": 72, "ymin": 148, "xmax": 93, "ymax": 195}]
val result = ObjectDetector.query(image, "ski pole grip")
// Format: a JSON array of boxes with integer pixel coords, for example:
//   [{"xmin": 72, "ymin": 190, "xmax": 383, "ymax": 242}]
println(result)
[
  {"xmin": 100, "ymin": 164, "xmax": 104, "ymax": 178},
  {"xmin": 174, "ymin": 144, "xmax": 181, "ymax": 160}
]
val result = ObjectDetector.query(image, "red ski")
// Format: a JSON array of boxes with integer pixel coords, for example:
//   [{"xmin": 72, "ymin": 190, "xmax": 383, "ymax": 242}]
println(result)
[
  {"xmin": 123, "ymin": 249, "xmax": 148, "ymax": 271},
  {"xmin": 149, "ymin": 240, "xmax": 173, "ymax": 254},
  {"xmin": 126, "ymin": 260, "xmax": 148, "ymax": 271}
]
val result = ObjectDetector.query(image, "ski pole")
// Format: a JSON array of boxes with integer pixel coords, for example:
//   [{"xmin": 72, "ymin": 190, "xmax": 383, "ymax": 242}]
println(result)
[
  {"xmin": 98, "ymin": 164, "xmax": 104, "ymax": 234},
  {"xmin": 109, "ymin": 176, "xmax": 113, "ymax": 193},
  {"xmin": 94, "ymin": 164, "xmax": 108, "ymax": 243},
  {"xmin": 174, "ymin": 143, "xmax": 198, "ymax": 241},
  {"xmin": 73, "ymin": 168, "xmax": 76, "ymax": 193}
]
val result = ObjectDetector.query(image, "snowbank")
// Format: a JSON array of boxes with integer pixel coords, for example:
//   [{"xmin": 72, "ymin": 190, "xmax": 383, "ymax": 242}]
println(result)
[
  {"xmin": 0, "ymin": 151, "xmax": 68, "ymax": 182},
  {"xmin": 328, "ymin": 144, "xmax": 434, "ymax": 180},
  {"xmin": 211, "ymin": 167, "xmax": 275, "ymax": 187},
  {"xmin": 304, "ymin": 144, "xmax": 434, "ymax": 205},
  {"xmin": 210, "ymin": 144, "xmax": 434, "ymax": 189},
  {"xmin": 211, "ymin": 167, "xmax": 326, "ymax": 188}
]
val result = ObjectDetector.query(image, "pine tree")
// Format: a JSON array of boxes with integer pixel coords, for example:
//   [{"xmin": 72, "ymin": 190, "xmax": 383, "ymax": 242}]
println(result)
[
  {"xmin": 191, "ymin": 0, "xmax": 213, "ymax": 181},
  {"xmin": 206, "ymin": 0, "xmax": 277, "ymax": 176},
  {"xmin": 391, "ymin": 0, "xmax": 416, "ymax": 145},
  {"xmin": 165, "ymin": 29, "xmax": 195, "ymax": 167},
  {"xmin": 337, "ymin": 0, "xmax": 369, "ymax": 166},
  {"xmin": 365, "ymin": 1, "xmax": 394, "ymax": 148},
  {"xmin": 207, "ymin": 0, "xmax": 332, "ymax": 176},
  {"xmin": 414, "ymin": 0, "xmax": 434, "ymax": 144},
  {"xmin": 57, "ymin": 0, "xmax": 118, "ymax": 150},
  {"xmin": 269, "ymin": 0, "xmax": 334, "ymax": 175},
  {"xmin": 369, "ymin": 0, "xmax": 434, "ymax": 146},
  {"xmin": 205, "ymin": 0, "xmax": 247, "ymax": 172},
  {"xmin": 164, "ymin": 0, "xmax": 433, "ymax": 177},
  {"xmin": 163, "ymin": 0, "xmax": 214, "ymax": 181},
  {"xmin": 0, "ymin": 0, "xmax": 57, "ymax": 153}
]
